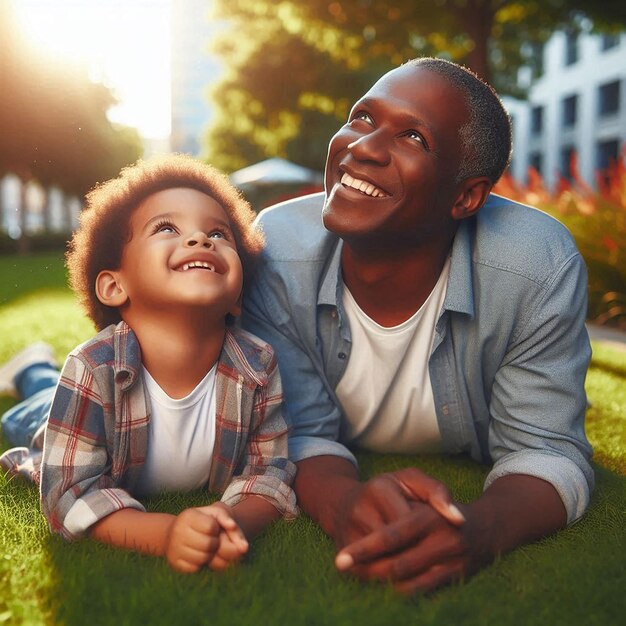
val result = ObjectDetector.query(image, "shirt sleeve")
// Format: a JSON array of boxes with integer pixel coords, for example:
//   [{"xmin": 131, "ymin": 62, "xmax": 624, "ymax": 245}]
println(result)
[
  {"xmin": 220, "ymin": 353, "xmax": 299, "ymax": 519},
  {"xmin": 486, "ymin": 252, "xmax": 594, "ymax": 524},
  {"xmin": 40, "ymin": 353, "xmax": 145, "ymax": 540},
  {"xmin": 242, "ymin": 269, "xmax": 358, "ymax": 466}
]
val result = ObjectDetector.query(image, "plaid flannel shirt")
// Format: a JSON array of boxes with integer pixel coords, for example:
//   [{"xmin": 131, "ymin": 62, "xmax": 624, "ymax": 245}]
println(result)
[{"xmin": 40, "ymin": 322, "xmax": 297, "ymax": 540}]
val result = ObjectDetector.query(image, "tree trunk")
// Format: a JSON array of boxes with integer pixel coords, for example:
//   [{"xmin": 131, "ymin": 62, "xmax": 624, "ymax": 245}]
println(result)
[{"xmin": 453, "ymin": 0, "xmax": 497, "ymax": 84}]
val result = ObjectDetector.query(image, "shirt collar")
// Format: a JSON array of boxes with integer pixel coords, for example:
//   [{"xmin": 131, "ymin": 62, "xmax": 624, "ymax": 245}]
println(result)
[
  {"xmin": 317, "ymin": 236, "xmax": 343, "ymax": 307},
  {"xmin": 442, "ymin": 217, "xmax": 475, "ymax": 318},
  {"xmin": 113, "ymin": 321, "xmax": 142, "ymax": 391}
]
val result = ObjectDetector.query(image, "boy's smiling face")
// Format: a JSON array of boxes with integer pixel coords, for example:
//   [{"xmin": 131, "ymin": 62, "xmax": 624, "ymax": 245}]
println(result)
[{"xmin": 99, "ymin": 187, "xmax": 243, "ymax": 320}]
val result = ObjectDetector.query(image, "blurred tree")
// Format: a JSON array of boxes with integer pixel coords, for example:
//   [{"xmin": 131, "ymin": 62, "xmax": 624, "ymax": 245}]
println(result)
[
  {"xmin": 0, "ymin": 1, "xmax": 142, "ymax": 200},
  {"xmin": 205, "ymin": 0, "xmax": 626, "ymax": 172}
]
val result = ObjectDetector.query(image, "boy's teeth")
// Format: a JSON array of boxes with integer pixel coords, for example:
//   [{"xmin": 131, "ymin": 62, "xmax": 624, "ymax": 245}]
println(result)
[
  {"xmin": 340, "ymin": 173, "xmax": 387, "ymax": 197},
  {"xmin": 181, "ymin": 261, "xmax": 215, "ymax": 271}
]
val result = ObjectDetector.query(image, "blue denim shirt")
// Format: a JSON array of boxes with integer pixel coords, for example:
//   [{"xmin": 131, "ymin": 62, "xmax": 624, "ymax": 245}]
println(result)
[{"xmin": 242, "ymin": 192, "xmax": 593, "ymax": 524}]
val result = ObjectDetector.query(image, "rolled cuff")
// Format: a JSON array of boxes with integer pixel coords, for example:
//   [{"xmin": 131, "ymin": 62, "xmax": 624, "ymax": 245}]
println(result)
[
  {"xmin": 288, "ymin": 435, "xmax": 358, "ymax": 466},
  {"xmin": 60, "ymin": 488, "xmax": 145, "ymax": 540},
  {"xmin": 221, "ymin": 471, "xmax": 299, "ymax": 520},
  {"xmin": 484, "ymin": 450, "xmax": 594, "ymax": 525}
]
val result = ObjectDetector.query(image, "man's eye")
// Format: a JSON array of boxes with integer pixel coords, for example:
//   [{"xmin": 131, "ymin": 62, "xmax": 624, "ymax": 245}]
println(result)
[
  {"xmin": 352, "ymin": 112, "xmax": 373, "ymax": 125},
  {"xmin": 406, "ymin": 130, "xmax": 429, "ymax": 150}
]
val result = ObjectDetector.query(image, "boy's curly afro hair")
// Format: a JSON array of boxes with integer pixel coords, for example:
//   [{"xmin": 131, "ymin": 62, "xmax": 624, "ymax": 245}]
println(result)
[{"xmin": 66, "ymin": 153, "xmax": 264, "ymax": 331}]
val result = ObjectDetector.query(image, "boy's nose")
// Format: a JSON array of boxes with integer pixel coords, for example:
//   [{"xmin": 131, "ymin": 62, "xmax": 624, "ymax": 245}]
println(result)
[{"xmin": 184, "ymin": 231, "xmax": 213, "ymax": 248}]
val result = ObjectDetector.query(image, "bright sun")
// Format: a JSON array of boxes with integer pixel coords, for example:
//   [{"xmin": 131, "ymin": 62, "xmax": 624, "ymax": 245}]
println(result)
[{"xmin": 13, "ymin": 0, "xmax": 171, "ymax": 139}]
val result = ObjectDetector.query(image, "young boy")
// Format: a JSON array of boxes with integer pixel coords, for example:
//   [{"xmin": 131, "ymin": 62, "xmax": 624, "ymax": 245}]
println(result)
[{"xmin": 0, "ymin": 154, "xmax": 297, "ymax": 573}]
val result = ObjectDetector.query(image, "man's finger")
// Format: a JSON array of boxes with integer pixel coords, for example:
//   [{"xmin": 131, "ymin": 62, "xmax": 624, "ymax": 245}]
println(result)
[
  {"xmin": 367, "ymin": 475, "xmax": 414, "ymax": 524},
  {"xmin": 393, "ymin": 559, "xmax": 466, "ymax": 595},
  {"xmin": 391, "ymin": 468, "xmax": 465, "ymax": 526},
  {"xmin": 335, "ymin": 511, "xmax": 431, "ymax": 570}
]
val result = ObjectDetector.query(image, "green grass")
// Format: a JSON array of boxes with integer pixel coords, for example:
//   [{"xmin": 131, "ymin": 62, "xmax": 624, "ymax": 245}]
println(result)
[{"xmin": 1, "ymin": 252, "xmax": 625, "ymax": 626}]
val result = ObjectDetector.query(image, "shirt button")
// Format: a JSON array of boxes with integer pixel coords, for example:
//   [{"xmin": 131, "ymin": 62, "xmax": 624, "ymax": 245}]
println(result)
[
  {"xmin": 338, "ymin": 352, "xmax": 347, "ymax": 360},
  {"xmin": 442, "ymin": 404, "xmax": 449, "ymax": 415}
]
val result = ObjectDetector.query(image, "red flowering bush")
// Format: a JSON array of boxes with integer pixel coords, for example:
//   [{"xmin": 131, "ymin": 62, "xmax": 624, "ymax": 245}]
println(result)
[{"xmin": 494, "ymin": 152, "xmax": 626, "ymax": 329}]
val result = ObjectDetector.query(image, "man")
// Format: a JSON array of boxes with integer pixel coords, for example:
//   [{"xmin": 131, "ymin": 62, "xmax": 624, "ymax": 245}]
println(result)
[{"xmin": 242, "ymin": 58, "xmax": 593, "ymax": 593}]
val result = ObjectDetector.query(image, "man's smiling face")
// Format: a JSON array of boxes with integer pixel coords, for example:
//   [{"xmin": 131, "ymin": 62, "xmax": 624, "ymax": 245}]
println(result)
[{"xmin": 322, "ymin": 64, "xmax": 470, "ymax": 248}]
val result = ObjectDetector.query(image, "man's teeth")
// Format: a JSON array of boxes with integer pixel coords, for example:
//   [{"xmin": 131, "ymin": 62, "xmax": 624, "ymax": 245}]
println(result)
[
  {"xmin": 181, "ymin": 261, "xmax": 215, "ymax": 271},
  {"xmin": 341, "ymin": 173, "xmax": 387, "ymax": 197}
]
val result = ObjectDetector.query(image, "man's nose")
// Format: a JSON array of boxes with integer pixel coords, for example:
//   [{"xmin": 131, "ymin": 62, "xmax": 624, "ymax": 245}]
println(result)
[
  {"xmin": 184, "ymin": 231, "xmax": 213, "ymax": 248},
  {"xmin": 347, "ymin": 131, "xmax": 390, "ymax": 165}
]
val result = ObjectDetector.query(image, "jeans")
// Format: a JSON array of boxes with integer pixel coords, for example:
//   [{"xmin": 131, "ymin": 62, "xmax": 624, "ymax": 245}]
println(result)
[{"xmin": 1, "ymin": 364, "xmax": 58, "ymax": 447}]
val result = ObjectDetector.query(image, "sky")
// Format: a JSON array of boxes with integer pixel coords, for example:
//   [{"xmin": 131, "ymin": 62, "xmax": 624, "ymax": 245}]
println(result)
[{"xmin": 13, "ymin": 0, "xmax": 172, "ymax": 139}]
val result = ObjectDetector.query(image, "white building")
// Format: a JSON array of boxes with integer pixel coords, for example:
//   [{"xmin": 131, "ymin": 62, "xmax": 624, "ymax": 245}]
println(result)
[
  {"xmin": 170, "ymin": 0, "xmax": 222, "ymax": 157},
  {"xmin": 505, "ymin": 29, "xmax": 626, "ymax": 190}
]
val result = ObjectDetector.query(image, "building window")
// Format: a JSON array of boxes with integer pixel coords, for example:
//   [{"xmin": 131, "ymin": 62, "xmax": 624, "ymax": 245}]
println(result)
[
  {"xmin": 601, "ymin": 34, "xmax": 620, "ymax": 51},
  {"xmin": 530, "ymin": 105, "xmax": 543, "ymax": 135},
  {"xmin": 598, "ymin": 80, "xmax": 621, "ymax": 117},
  {"xmin": 529, "ymin": 152, "xmax": 543, "ymax": 176},
  {"xmin": 562, "ymin": 94, "xmax": 578, "ymax": 128},
  {"xmin": 560, "ymin": 145, "xmax": 576, "ymax": 181},
  {"xmin": 565, "ymin": 31, "xmax": 579, "ymax": 66},
  {"xmin": 597, "ymin": 139, "xmax": 620, "ymax": 170},
  {"xmin": 597, "ymin": 139, "xmax": 621, "ymax": 187}
]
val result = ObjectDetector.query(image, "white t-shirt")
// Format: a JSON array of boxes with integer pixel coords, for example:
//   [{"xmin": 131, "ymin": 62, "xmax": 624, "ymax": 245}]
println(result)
[
  {"xmin": 336, "ymin": 257, "xmax": 450, "ymax": 454},
  {"xmin": 136, "ymin": 364, "xmax": 217, "ymax": 495}
]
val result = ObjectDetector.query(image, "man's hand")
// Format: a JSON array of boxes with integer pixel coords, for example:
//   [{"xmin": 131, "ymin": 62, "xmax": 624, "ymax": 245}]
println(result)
[
  {"xmin": 332, "ymin": 467, "xmax": 465, "ymax": 550},
  {"xmin": 334, "ymin": 473, "xmax": 567, "ymax": 594},
  {"xmin": 335, "ymin": 500, "xmax": 483, "ymax": 594},
  {"xmin": 165, "ymin": 503, "xmax": 247, "ymax": 573}
]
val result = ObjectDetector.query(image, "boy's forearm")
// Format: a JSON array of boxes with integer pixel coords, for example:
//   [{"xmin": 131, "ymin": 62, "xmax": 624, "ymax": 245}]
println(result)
[
  {"xmin": 89, "ymin": 508, "xmax": 176, "ymax": 556},
  {"xmin": 229, "ymin": 495, "xmax": 281, "ymax": 539}
]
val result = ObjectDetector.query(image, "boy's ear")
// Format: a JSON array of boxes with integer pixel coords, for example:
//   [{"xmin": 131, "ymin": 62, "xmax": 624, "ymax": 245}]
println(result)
[
  {"xmin": 95, "ymin": 270, "xmax": 128, "ymax": 307},
  {"xmin": 451, "ymin": 177, "xmax": 492, "ymax": 221}
]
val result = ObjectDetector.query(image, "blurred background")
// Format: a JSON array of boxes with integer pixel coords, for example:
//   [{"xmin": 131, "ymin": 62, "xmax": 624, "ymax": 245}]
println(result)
[{"xmin": 1, "ymin": 0, "xmax": 625, "ymax": 326}]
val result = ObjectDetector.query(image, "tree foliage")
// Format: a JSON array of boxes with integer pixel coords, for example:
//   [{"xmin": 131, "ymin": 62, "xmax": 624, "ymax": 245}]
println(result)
[
  {"xmin": 0, "ymin": 2, "xmax": 142, "ymax": 196},
  {"xmin": 205, "ymin": 0, "xmax": 625, "ymax": 173}
]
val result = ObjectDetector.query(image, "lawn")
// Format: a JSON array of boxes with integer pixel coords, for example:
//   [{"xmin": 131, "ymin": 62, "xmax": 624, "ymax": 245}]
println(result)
[{"xmin": 1, "ymin": 252, "xmax": 624, "ymax": 626}]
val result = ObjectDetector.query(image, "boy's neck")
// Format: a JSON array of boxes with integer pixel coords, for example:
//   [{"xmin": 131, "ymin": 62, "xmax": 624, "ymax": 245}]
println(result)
[{"xmin": 123, "ymin": 311, "xmax": 227, "ymax": 399}]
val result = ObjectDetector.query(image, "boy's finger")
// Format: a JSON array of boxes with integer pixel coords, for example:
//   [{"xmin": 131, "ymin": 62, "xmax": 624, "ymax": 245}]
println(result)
[
  {"xmin": 223, "ymin": 524, "xmax": 249, "ymax": 552},
  {"xmin": 186, "ymin": 509, "xmax": 220, "ymax": 535},
  {"xmin": 212, "ymin": 507, "xmax": 238, "ymax": 530}
]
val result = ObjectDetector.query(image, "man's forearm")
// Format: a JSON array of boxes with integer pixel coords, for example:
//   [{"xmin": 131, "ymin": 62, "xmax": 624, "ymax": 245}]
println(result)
[
  {"xmin": 294, "ymin": 455, "xmax": 360, "ymax": 537},
  {"xmin": 463, "ymin": 473, "xmax": 568, "ymax": 565}
]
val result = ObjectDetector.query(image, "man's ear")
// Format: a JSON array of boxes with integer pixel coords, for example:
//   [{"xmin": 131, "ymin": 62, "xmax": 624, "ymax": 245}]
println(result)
[
  {"xmin": 451, "ymin": 177, "xmax": 492, "ymax": 221},
  {"xmin": 95, "ymin": 270, "xmax": 128, "ymax": 307}
]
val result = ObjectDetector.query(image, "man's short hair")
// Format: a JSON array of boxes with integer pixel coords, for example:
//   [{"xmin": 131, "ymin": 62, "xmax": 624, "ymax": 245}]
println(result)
[
  {"xmin": 407, "ymin": 57, "xmax": 512, "ymax": 184},
  {"xmin": 66, "ymin": 153, "xmax": 263, "ymax": 331}
]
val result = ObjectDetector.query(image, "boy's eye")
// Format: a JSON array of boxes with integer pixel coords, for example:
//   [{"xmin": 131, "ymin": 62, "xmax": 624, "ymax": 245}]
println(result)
[
  {"xmin": 152, "ymin": 220, "xmax": 177, "ymax": 234},
  {"xmin": 208, "ymin": 230, "xmax": 225, "ymax": 239}
]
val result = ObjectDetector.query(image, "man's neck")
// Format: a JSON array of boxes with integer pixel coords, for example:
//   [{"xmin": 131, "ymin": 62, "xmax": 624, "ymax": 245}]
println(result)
[
  {"xmin": 123, "ymin": 310, "xmax": 226, "ymax": 399},
  {"xmin": 340, "ymin": 239, "xmax": 453, "ymax": 327}
]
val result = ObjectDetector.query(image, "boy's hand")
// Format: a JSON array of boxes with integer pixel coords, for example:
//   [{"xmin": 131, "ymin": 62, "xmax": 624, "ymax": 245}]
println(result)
[
  {"xmin": 165, "ymin": 503, "xmax": 245, "ymax": 573},
  {"xmin": 206, "ymin": 503, "xmax": 249, "ymax": 571}
]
